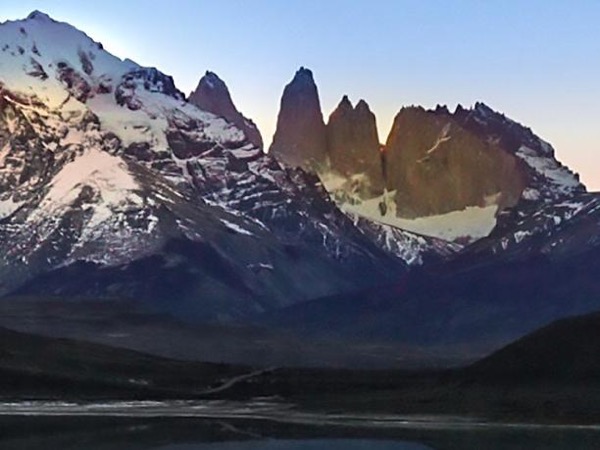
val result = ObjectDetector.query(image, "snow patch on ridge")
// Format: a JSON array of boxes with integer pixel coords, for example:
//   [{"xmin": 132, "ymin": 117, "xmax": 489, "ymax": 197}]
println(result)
[
  {"xmin": 220, "ymin": 218, "xmax": 253, "ymax": 236},
  {"xmin": 348, "ymin": 213, "xmax": 432, "ymax": 265},
  {"xmin": 321, "ymin": 169, "xmax": 498, "ymax": 242},
  {"xmin": 87, "ymin": 94, "xmax": 170, "ymax": 148},
  {"xmin": 341, "ymin": 193, "xmax": 498, "ymax": 242},
  {"xmin": 0, "ymin": 197, "xmax": 23, "ymax": 219},
  {"xmin": 35, "ymin": 149, "xmax": 141, "ymax": 228},
  {"xmin": 516, "ymin": 145, "xmax": 580, "ymax": 196},
  {"xmin": 392, "ymin": 206, "xmax": 498, "ymax": 242}
]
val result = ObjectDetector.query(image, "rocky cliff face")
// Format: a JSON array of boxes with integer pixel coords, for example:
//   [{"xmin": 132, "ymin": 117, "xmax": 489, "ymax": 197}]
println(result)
[
  {"xmin": 389, "ymin": 103, "xmax": 585, "ymax": 217},
  {"xmin": 326, "ymin": 96, "xmax": 384, "ymax": 194},
  {"xmin": 188, "ymin": 71, "xmax": 263, "ymax": 149},
  {"xmin": 359, "ymin": 103, "xmax": 583, "ymax": 241},
  {"xmin": 384, "ymin": 105, "xmax": 529, "ymax": 218},
  {"xmin": 269, "ymin": 67, "xmax": 328, "ymax": 170},
  {"xmin": 270, "ymin": 68, "xmax": 585, "ymax": 243},
  {"xmin": 269, "ymin": 80, "xmax": 455, "ymax": 257}
]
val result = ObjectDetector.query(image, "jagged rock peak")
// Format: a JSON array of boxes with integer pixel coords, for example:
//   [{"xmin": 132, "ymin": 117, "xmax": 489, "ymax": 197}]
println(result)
[
  {"xmin": 433, "ymin": 104, "xmax": 450, "ymax": 115},
  {"xmin": 292, "ymin": 66, "xmax": 315, "ymax": 84},
  {"xmin": 338, "ymin": 94, "xmax": 352, "ymax": 109},
  {"xmin": 330, "ymin": 96, "xmax": 374, "ymax": 116},
  {"xmin": 269, "ymin": 67, "xmax": 328, "ymax": 170},
  {"xmin": 474, "ymin": 101, "xmax": 495, "ymax": 115},
  {"xmin": 188, "ymin": 70, "xmax": 263, "ymax": 149},
  {"xmin": 200, "ymin": 71, "xmax": 227, "ymax": 90},
  {"xmin": 454, "ymin": 103, "xmax": 466, "ymax": 115},
  {"xmin": 326, "ymin": 95, "xmax": 382, "ymax": 188},
  {"xmin": 355, "ymin": 99, "xmax": 371, "ymax": 111}
]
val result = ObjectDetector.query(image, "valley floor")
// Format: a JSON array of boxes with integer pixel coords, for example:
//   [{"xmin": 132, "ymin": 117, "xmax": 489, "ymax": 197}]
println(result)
[{"xmin": 3, "ymin": 365, "xmax": 600, "ymax": 426}]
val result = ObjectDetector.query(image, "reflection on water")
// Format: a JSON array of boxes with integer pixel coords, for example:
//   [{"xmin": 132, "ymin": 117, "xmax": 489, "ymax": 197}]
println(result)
[{"xmin": 1, "ymin": 416, "xmax": 600, "ymax": 450}]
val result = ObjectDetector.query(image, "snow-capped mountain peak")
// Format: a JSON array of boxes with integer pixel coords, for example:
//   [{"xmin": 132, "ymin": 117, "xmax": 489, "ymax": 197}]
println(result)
[
  {"xmin": 0, "ymin": 10, "xmax": 140, "ymax": 109},
  {"xmin": 0, "ymin": 12, "xmax": 413, "ymax": 321},
  {"xmin": 26, "ymin": 10, "xmax": 53, "ymax": 22}
]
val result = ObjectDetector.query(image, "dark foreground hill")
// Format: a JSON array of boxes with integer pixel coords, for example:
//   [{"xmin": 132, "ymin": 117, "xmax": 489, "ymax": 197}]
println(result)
[
  {"xmin": 295, "ymin": 311, "xmax": 600, "ymax": 423},
  {"xmin": 5, "ymin": 312, "xmax": 600, "ymax": 424},
  {"xmin": 468, "ymin": 311, "xmax": 600, "ymax": 383},
  {"xmin": 0, "ymin": 326, "xmax": 256, "ymax": 399}
]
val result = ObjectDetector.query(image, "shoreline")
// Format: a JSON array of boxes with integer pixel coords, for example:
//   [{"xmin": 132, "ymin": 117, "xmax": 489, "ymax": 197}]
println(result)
[{"xmin": 0, "ymin": 400, "xmax": 599, "ymax": 431}]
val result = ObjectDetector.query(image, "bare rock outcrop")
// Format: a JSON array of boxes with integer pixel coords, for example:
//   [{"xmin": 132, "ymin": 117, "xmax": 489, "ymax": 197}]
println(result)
[
  {"xmin": 327, "ymin": 96, "xmax": 383, "ymax": 192},
  {"xmin": 384, "ymin": 106, "xmax": 529, "ymax": 218},
  {"xmin": 189, "ymin": 71, "xmax": 263, "ymax": 149},
  {"xmin": 269, "ymin": 67, "xmax": 328, "ymax": 170}
]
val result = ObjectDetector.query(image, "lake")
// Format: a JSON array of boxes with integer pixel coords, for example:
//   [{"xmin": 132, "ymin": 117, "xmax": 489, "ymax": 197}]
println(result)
[
  {"xmin": 1, "ymin": 401, "xmax": 600, "ymax": 449},
  {"xmin": 2, "ymin": 417, "xmax": 600, "ymax": 450}
]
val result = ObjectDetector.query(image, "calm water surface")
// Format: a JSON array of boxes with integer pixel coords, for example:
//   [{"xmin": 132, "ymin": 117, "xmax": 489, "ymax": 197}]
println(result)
[
  {"xmin": 1, "ymin": 402, "xmax": 599, "ymax": 449},
  {"xmin": 1, "ymin": 417, "xmax": 600, "ymax": 450}
]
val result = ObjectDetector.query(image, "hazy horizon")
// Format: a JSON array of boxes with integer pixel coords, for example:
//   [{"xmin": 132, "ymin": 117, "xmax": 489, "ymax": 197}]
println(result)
[{"xmin": 2, "ymin": 1, "xmax": 599, "ymax": 189}]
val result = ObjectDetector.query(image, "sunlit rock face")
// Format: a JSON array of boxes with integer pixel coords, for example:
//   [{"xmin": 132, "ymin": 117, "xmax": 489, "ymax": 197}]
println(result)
[
  {"xmin": 188, "ymin": 71, "xmax": 263, "ymax": 149},
  {"xmin": 384, "ymin": 105, "xmax": 528, "ymax": 218},
  {"xmin": 270, "ymin": 68, "xmax": 585, "ymax": 243},
  {"xmin": 326, "ymin": 96, "xmax": 384, "ymax": 194},
  {"xmin": 320, "ymin": 100, "xmax": 534, "ymax": 242},
  {"xmin": 387, "ymin": 103, "xmax": 586, "ymax": 220},
  {"xmin": 269, "ymin": 67, "xmax": 328, "ymax": 171},
  {"xmin": 347, "ymin": 103, "xmax": 584, "ymax": 242}
]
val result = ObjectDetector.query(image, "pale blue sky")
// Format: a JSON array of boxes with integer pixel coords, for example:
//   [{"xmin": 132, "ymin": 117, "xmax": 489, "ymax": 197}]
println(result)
[{"xmin": 2, "ymin": 1, "xmax": 599, "ymax": 188}]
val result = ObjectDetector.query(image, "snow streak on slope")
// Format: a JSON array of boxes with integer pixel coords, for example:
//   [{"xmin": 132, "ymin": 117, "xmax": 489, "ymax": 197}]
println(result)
[
  {"xmin": 456, "ymin": 191, "xmax": 600, "ymax": 264},
  {"xmin": 347, "ymin": 213, "xmax": 462, "ymax": 265},
  {"xmin": 41, "ymin": 150, "xmax": 139, "ymax": 215},
  {"xmin": 516, "ymin": 145, "xmax": 582, "ymax": 196},
  {"xmin": 471, "ymin": 103, "xmax": 583, "ymax": 201},
  {"xmin": 0, "ymin": 197, "xmax": 23, "ymax": 220},
  {"xmin": 31, "ymin": 148, "xmax": 144, "ymax": 245}
]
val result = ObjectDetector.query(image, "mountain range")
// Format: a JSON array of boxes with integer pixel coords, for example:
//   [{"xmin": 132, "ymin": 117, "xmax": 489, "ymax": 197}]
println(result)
[{"xmin": 0, "ymin": 11, "xmax": 599, "ymax": 370}]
